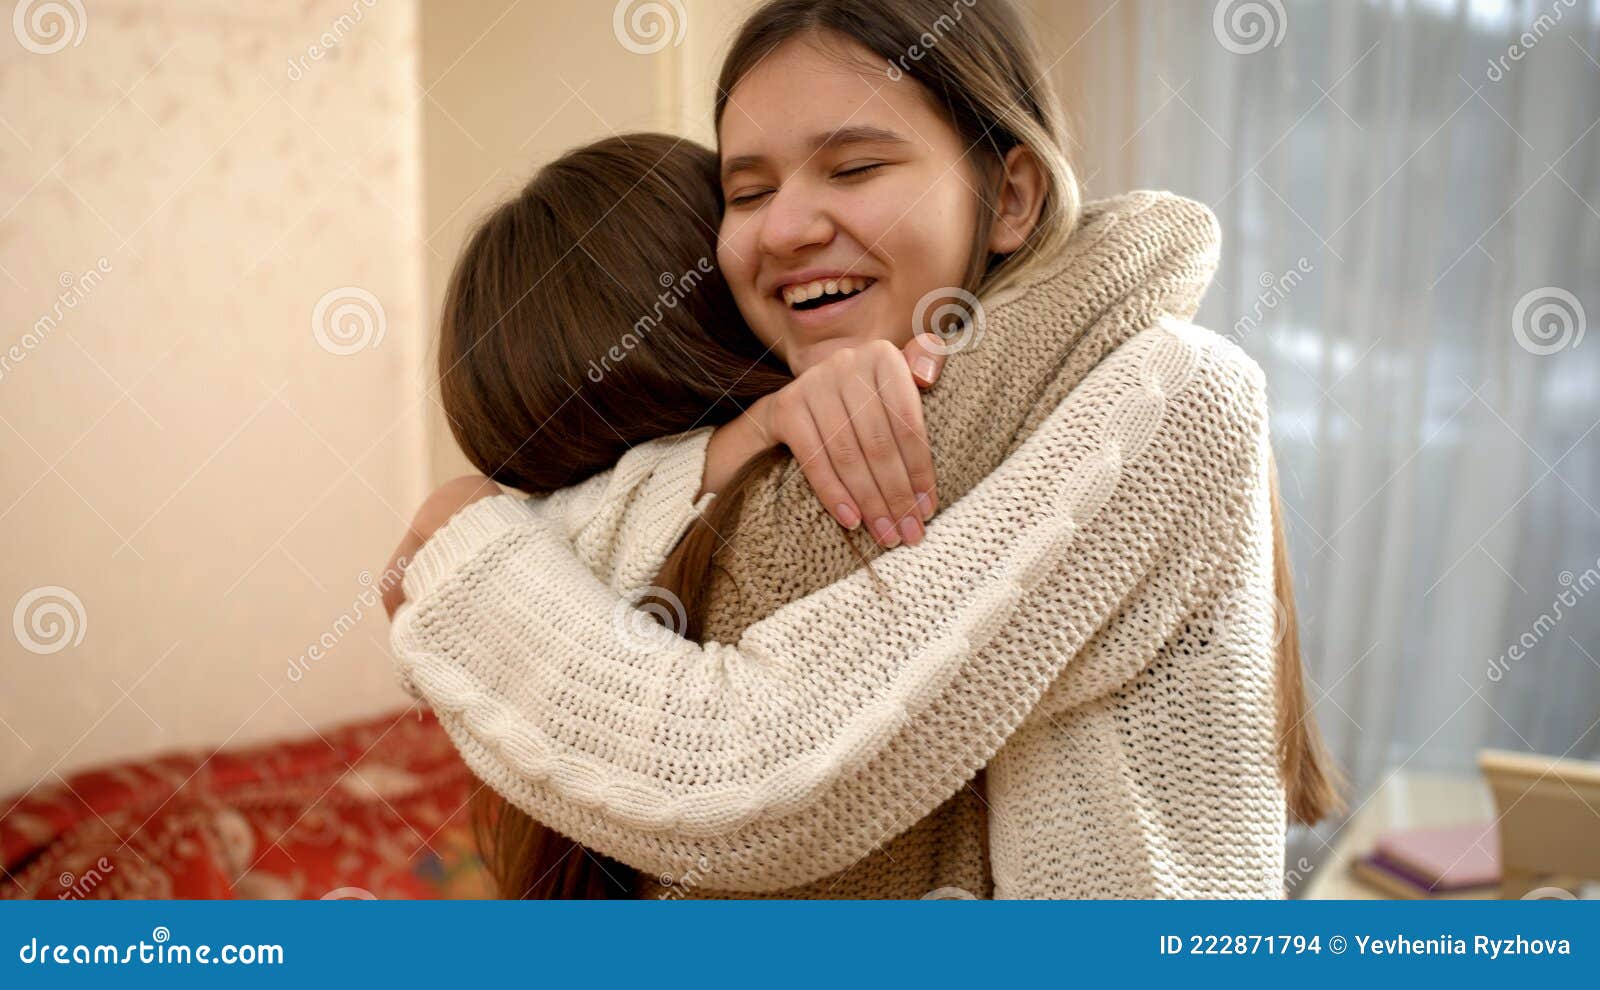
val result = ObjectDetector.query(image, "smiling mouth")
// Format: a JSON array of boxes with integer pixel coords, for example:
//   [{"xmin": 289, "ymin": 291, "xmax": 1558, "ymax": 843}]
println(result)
[{"xmin": 781, "ymin": 276, "xmax": 877, "ymax": 312}]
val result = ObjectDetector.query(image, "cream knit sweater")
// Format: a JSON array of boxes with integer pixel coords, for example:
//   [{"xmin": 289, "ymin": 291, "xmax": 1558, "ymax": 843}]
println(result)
[{"xmin": 391, "ymin": 193, "xmax": 1288, "ymax": 898}]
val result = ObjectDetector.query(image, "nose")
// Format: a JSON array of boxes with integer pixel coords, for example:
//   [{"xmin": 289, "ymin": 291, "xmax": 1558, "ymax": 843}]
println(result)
[{"xmin": 756, "ymin": 181, "xmax": 833, "ymax": 259}]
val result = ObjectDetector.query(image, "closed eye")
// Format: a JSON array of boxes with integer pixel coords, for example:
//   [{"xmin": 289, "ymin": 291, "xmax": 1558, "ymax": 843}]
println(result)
[
  {"xmin": 727, "ymin": 163, "xmax": 885, "ymax": 207},
  {"xmin": 836, "ymin": 163, "xmax": 885, "ymax": 179},
  {"xmin": 728, "ymin": 188, "xmax": 772, "ymax": 208}
]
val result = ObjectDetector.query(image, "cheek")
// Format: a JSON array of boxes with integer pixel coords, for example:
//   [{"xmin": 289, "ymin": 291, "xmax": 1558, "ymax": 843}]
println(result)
[
  {"xmin": 716, "ymin": 234, "xmax": 755, "ymax": 306},
  {"xmin": 716, "ymin": 230, "xmax": 783, "ymax": 348},
  {"xmin": 870, "ymin": 178, "xmax": 977, "ymax": 301},
  {"xmin": 835, "ymin": 188, "xmax": 904, "ymax": 257},
  {"xmin": 715, "ymin": 229, "xmax": 741, "ymax": 284},
  {"xmin": 915, "ymin": 178, "xmax": 981, "ymax": 275}
]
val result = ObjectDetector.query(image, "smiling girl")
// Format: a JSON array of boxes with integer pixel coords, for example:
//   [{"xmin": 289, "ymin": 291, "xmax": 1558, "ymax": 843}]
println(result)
[
  {"xmin": 693, "ymin": 1, "xmax": 1075, "ymax": 545},
  {"xmin": 390, "ymin": 0, "xmax": 1338, "ymax": 899}
]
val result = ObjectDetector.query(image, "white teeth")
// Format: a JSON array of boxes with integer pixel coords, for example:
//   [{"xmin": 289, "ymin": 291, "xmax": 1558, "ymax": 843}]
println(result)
[{"xmin": 783, "ymin": 276, "xmax": 872, "ymax": 307}]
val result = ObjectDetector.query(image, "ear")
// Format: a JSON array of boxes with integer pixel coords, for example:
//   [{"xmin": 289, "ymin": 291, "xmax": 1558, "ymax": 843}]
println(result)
[{"xmin": 985, "ymin": 145, "xmax": 1048, "ymax": 255}]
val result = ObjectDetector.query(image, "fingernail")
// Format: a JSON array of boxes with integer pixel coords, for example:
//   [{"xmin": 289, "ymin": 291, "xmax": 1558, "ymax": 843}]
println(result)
[
  {"xmin": 914, "ymin": 356, "xmax": 938, "ymax": 383},
  {"xmin": 835, "ymin": 502, "xmax": 861, "ymax": 529},
  {"xmin": 915, "ymin": 491, "xmax": 934, "ymax": 521},
  {"xmin": 898, "ymin": 516, "xmax": 923, "ymax": 546},
  {"xmin": 872, "ymin": 517, "xmax": 900, "ymax": 547}
]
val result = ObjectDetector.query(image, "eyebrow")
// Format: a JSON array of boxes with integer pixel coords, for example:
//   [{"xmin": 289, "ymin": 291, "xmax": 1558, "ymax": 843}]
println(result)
[{"xmin": 720, "ymin": 125, "xmax": 911, "ymax": 184}]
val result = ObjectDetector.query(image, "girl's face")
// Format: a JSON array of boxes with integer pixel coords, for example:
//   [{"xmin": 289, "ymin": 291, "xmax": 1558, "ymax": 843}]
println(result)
[{"xmin": 716, "ymin": 34, "xmax": 982, "ymax": 375}]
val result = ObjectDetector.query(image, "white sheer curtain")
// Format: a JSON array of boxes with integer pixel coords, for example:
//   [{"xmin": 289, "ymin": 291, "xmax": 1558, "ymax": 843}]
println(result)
[{"xmin": 1049, "ymin": 0, "xmax": 1599, "ymax": 841}]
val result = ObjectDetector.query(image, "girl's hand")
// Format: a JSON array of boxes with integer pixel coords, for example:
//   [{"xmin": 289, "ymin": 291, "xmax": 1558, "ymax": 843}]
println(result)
[
  {"xmin": 382, "ymin": 474, "xmax": 503, "ymax": 619},
  {"xmin": 708, "ymin": 333, "xmax": 947, "ymax": 547}
]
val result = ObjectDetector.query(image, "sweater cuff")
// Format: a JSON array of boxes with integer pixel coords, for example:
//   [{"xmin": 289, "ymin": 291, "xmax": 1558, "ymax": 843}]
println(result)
[
  {"xmin": 624, "ymin": 426, "xmax": 717, "ymax": 520},
  {"xmin": 601, "ymin": 426, "xmax": 718, "ymax": 591},
  {"xmin": 400, "ymin": 494, "xmax": 533, "ymax": 604}
]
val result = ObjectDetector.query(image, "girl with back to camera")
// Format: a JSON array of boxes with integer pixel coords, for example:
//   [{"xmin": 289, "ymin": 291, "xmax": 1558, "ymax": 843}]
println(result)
[{"xmin": 388, "ymin": 0, "xmax": 1339, "ymax": 899}]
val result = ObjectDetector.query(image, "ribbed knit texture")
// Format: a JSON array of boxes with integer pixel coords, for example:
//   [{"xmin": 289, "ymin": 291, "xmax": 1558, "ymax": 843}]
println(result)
[{"xmin": 391, "ymin": 192, "xmax": 1288, "ymax": 897}]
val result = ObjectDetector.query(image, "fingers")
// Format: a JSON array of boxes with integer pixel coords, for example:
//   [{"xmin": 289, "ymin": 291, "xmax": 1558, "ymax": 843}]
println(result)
[
  {"xmin": 807, "ymin": 384, "xmax": 901, "ymax": 546},
  {"xmin": 381, "ymin": 530, "xmax": 422, "ymax": 620},
  {"xmin": 770, "ymin": 390, "xmax": 862, "ymax": 531},
  {"xmin": 843, "ymin": 366, "xmax": 923, "ymax": 547},
  {"xmin": 767, "ymin": 340, "xmax": 943, "ymax": 546},
  {"xmin": 385, "ymin": 475, "xmax": 501, "ymax": 620},
  {"xmin": 902, "ymin": 332, "xmax": 949, "ymax": 389},
  {"xmin": 874, "ymin": 351, "xmax": 938, "ymax": 522}
]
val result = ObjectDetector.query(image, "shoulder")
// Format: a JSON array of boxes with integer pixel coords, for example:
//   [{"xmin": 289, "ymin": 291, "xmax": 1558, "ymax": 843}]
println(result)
[
  {"xmin": 1151, "ymin": 319, "xmax": 1267, "ymax": 398},
  {"xmin": 1114, "ymin": 318, "xmax": 1267, "ymax": 407},
  {"xmin": 1111, "ymin": 318, "xmax": 1271, "ymax": 469}
]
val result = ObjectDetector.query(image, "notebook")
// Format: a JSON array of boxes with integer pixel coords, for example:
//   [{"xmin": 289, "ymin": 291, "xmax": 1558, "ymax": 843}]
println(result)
[{"xmin": 1351, "ymin": 821, "xmax": 1499, "ymax": 897}]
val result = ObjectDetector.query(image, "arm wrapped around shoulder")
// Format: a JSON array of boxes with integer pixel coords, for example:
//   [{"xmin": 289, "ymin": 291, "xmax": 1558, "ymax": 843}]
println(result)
[{"xmin": 390, "ymin": 317, "xmax": 1271, "ymax": 890}]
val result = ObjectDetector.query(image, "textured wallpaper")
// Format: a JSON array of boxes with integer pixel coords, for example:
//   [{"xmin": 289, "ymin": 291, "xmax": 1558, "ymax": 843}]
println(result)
[{"xmin": 0, "ymin": 0, "xmax": 430, "ymax": 793}]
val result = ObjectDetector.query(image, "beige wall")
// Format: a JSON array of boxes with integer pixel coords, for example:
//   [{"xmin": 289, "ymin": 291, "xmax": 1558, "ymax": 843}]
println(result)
[
  {"xmin": 0, "ymin": 0, "xmax": 767, "ymax": 796},
  {"xmin": 0, "ymin": 0, "xmax": 431, "ymax": 795},
  {"xmin": 1021, "ymin": 0, "xmax": 1141, "ymax": 199}
]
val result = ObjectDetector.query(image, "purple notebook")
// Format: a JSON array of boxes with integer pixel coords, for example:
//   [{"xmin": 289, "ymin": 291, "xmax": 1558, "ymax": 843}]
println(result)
[{"xmin": 1371, "ymin": 822, "xmax": 1500, "ymax": 891}]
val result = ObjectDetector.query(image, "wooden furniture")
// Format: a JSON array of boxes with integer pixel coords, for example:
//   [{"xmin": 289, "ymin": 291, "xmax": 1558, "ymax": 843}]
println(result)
[{"xmin": 1478, "ymin": 749, "xmax": 1600, "ymax": 899}]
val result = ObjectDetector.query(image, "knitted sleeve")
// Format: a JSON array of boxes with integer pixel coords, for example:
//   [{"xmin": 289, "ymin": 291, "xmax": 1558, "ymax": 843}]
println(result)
[
  {"xmin": 390, "ymin": 318, "xmax": 1269, "ymax": 889},
  {"xmin": 392, "ymin": 425, "xmax": 715, "ymax": 698}
]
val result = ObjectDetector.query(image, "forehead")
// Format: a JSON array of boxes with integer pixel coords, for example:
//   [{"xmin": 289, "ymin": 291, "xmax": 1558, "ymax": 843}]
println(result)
[{"xmin": 718, "ymin": 35, "xmax": 953, "ymax": 164}]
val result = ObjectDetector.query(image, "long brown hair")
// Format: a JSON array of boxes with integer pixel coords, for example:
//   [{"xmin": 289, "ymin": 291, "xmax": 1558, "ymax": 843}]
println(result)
[{"xmin": 440, "ymin": 133, "xmax": 790, "ymax": 898}]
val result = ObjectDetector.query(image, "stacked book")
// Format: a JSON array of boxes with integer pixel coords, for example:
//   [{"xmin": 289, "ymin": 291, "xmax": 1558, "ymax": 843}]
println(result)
[{"xmin": 1351, "ymin": 822, "xmax": 1500, "ymax": 898}]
